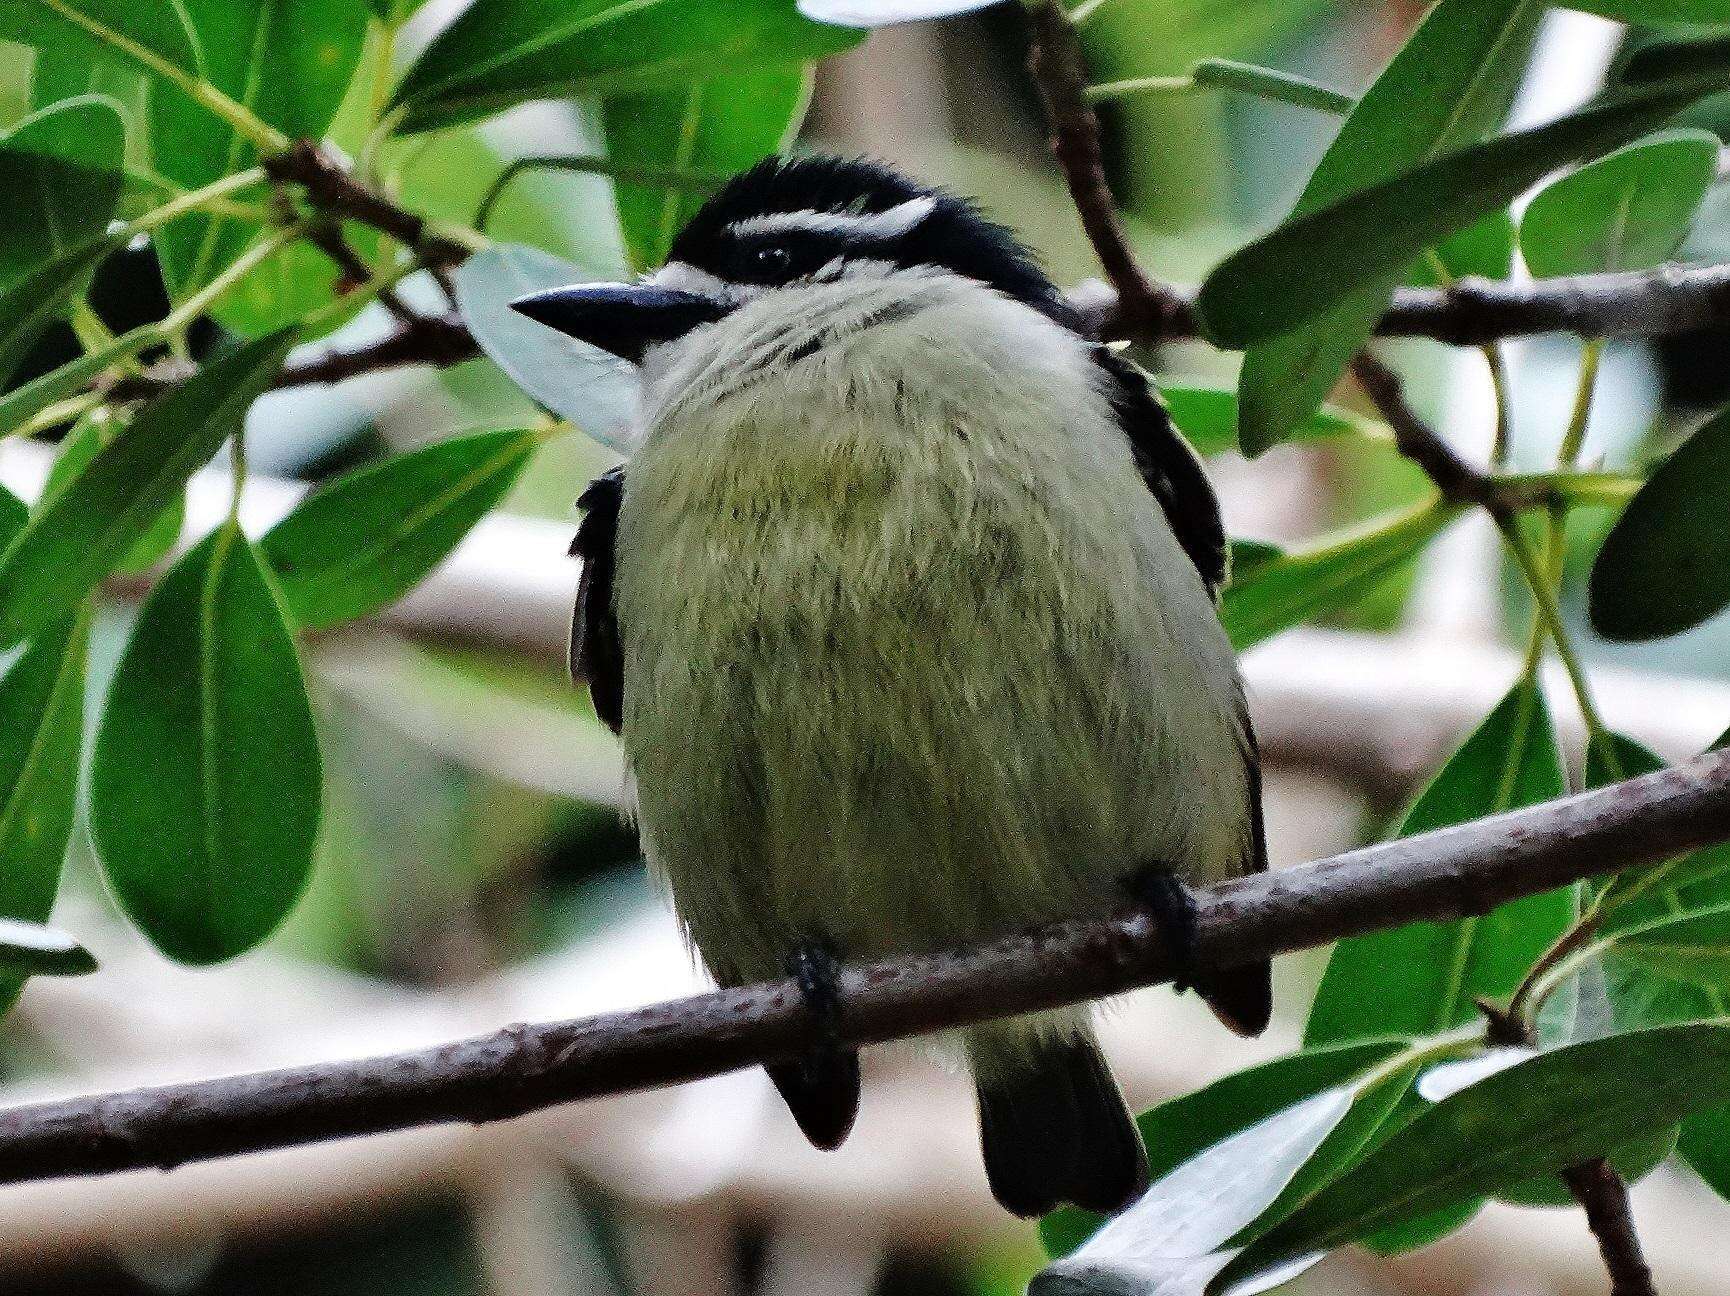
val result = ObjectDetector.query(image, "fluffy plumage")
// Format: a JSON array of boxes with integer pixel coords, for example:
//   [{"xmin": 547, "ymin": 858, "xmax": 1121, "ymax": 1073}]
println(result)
[{"xmin": 562, "ymin": 156, "xmax": 1270, "ymax": 1217}]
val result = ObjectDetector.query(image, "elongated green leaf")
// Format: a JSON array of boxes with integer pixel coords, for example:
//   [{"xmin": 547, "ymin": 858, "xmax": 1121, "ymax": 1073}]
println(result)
[
  {"xmin": 1522, "ymin": 129, "xmax": 1718, "ymax": 279},
  {"xmin": 149, "ymin": 0, "xmax": 366, "ymax": 333},
  {"xmin": 1041, "ymin": 1039, "xmax": 1408, "ymax": 1258},
  {"xmin": 1590, "ymin": 406, "xmax": 1730, "ymax": 641},
  {"xmin": 0, "ymin": 603, "xmax": 88, "ymax": 1011},
  {"xmin": 44, "ymin": 409, "xmax": 183, "ymax": 573},
  {"xmin": 1224, "ymin": 0, "xmax": 1543, "ymax": 453},
  {"xmin": 0, "ymin": 236, "xmax": 115, "ymax": 391},
  {"xmin": 1203, "ymin": 72, "xmax": 1727, "ymax": 361},
  {"xmin": 1160, "ymin": 385, "xmax": 1379, "ymax": 457},
  {"xmin": 0, "ymin": 331, "xmax": 291, "ymax": 647},
  {"xmin": 0, "ymin": 1, "xmax": 198, "ymax": 98},
  {"xmin": 1220, "ymin": 502, "xmax": 1459, "ymax": 650},
  {"xmin": 91, "ymin": 524, "xmax": 321, "ymax": 964},
  {"xmin": 603, "ymin": 66, "xmax": 811, "ymax": 270},
  {"xmin": 392, "ymin": 0, "xmax": 860, "ymax": 135},
  {"xmin": 0, "ymin": 918, "xmax": 96, "ymax": 977},
  {"xmin": 262, "ymin": 429, "xmax": 539, "ymax": 630},
  {"xmin": 1412, "ymin": 211, "xmax": 1516, "ymax": 287},
  {"xmin": 0, "ymin": 94, "xmax": 124, "ymax": 289},
  {"xmin": 30, "ymin": 41, "xmax": 149, "ymax": 174},
  {"xmin": 1566, "ymin": 0, "xmax": 1730, "ymax": 20},
  {"xmin": 1306, "ymin": 681, "xmax": 1571, "ymax": 1045},
  {"xmin": 1218, "ymin": 1024, "xmax": 1730, "ymax": 1289}
]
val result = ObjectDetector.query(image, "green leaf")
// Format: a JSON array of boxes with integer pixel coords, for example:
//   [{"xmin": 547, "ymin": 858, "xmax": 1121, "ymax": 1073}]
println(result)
[
  {"xmin": 1219, "ymin": 501, "xmax": 1459, "ymax": 650},
  {"xmin": 1411, "ymin": 210, "xmax": 1516, "ymax": 287},
  {"xmin": 261, "ymin": 428, "xmax": 539, "ymax": 631},
  {"xmin": 0, "ymin": 918, "xmax": 96, "ymax": 977},
  {"xmin": 91, "ymin": 523, "xmax": 321, "ymax": 964},
  {"xmin": 0, "ymin": 94, "xmax": 125, "ymax": 290},
  {"xmin": 0, "ymin": 1, "xmax": 199, "ymax": 99},
  {"xmin": 1159, "ymin": 385, "xmax": 1380, "ymax": 457},
  {"xmin": 30, "ymin": 40, "xmax": 149, "ymax": 173},
  {"xmin": 43, "ymin": 409, "xmax": 183, "ymax": 574},
  {"xmin": 1306, "ymin": 680, "xmax": 1571, "ymax": 1045},
  {"xmin": 149, "ymin": 0, "xmax": 366, "ymax": 333},
  {"xmin": 795, "ymin": 0, "xmax": 999, "ymax": 22},
  {"xmin": 1589, "ymin": 405, "xmax": 1730, "ymax": 642},
  {"xmin": 1521, "ymin": 129, "xmax": 1718, "ymax": 279},
  {"xmin": 603, "ymin": 66, "xmax": 811, "ymax": 270},
  {"xmin": 0, "ymin": 235, "xmax": 115, "ymax": 391},
  {"xmin": 1223, "ymin": 0, "xmax": 1544, "ymax": 453},
  {"xmin": 0, "ymin": 331, "xmax": 291, "ymax": 648},
  {"xmin": 1595, "ymin": 729, "xmax": 1730, "ymax": 936},
  {"xmin": 1041, "ymin": 1039, "xmax": 1409, "ymax": 1258},
  {"xmin": 1565, "ymin": 0, "xmax": 1730, "ymax": 21},
  {"xmin": 1361, "ymin": 1198, "xmax": 1482, "ymax": 1255},
  {"xmin": 391, "ymin": 0, "xmax": 861, "ymax": 135},
  {"xmin": 1218, "ymin": 1024, "xmax": 1730, "ymax": 1289},
  {"xmin": 1202, "ymin": 72, "xmax": 1728, "ymax": 363},
  {"xmin": 0, "ymin": 601, "xmax": 87, "ymax": 1010},
  {"xmin": 1500, "ymin": 1125, "xmax": 1679, "ymax": 1206}
]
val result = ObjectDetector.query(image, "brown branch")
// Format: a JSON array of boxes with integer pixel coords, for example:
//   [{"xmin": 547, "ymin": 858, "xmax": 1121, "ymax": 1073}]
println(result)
[
  {"xmin": 277, "ymin": 312, "xmax": 479, "ymax": 387},
  {"xmin": 1350, "ymin": 351, "xmax": 1495, "ymax": 507},
  {"xmin": 1025, "ymin": 1, "xmax": 1177, "ymax": 337},
  {"xmin": 0, "ymin": 751, "xmax": 1724, "ymax": 1186},
  {"xmin": 1561, "ymin": 1160, "xmax": 1659, "ymax": 1296},
  {"xmin": 262, "ymin": 140, "xmax": 470, "ymax": 270}
]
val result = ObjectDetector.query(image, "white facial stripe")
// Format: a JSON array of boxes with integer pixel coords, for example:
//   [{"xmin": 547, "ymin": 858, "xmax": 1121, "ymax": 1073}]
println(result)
[
  {"xmin": 650, "ymin": 262, "xmax": 733, "ymax": 297},
  {"xmin": 724, "ymin": 196, "xmax": 936, "ymax": 241}
]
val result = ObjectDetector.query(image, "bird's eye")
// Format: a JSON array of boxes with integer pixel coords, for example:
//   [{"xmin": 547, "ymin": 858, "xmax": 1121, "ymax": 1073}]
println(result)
[{"xmin": 752, "ymin": 245, "xmax": 792, "ymax": 275}]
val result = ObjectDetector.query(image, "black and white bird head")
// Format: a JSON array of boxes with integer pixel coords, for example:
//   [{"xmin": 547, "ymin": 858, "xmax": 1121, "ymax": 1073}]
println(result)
[{"xmin": 509, "ymin": 155, "xmax": 1076, "ymax": 363}]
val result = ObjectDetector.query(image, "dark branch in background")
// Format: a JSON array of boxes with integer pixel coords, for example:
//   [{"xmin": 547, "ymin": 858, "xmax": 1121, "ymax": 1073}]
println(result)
[
  {"xmin": 1025, "ymin": 0, "xmax": 1176, "ymax": 337},
  {"xmin": 0, "ymin": 753, "xmax": 1724, "ymax": 1186},
  {"xmin": 1349, "ymin": 352, "xmax": 1493, "ymax": 506},
  {"xmin": 1562, "ymin": 1161, "xmax": 1659, "ymax": 1296},
  {"xmin": 277, "ymin": 312, "xmax": 479, "ymax": 387}
]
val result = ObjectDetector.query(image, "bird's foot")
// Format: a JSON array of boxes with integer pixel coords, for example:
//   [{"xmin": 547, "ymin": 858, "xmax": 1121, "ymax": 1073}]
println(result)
[
  {"xmin": 1126, "ymin": 865, "xmax": 1201, "ymax": 993},
  {"xmin": 787, "ymin": 939, "xmax": 844, "ymax": 1047}
]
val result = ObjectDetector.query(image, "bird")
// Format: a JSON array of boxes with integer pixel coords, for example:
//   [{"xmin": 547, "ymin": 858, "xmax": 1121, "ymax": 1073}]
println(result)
[{"xmin": 511, "ymin": 155, "xmax": 1271, "ymax": 1220}]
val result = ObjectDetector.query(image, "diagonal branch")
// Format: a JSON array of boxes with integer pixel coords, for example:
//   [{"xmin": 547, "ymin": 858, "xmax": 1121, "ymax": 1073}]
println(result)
[{"xmin": 0, "ymin": 750, "xmax": 1725, "ymax": 1187}]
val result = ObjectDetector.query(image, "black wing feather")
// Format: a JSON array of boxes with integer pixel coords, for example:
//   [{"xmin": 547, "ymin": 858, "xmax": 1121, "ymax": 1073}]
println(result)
[
  {"xmin": 570, "ymin": 466, "xmax": 625, "ymax": 733},
  {"xmin": 1091, "ymin": 345, "xmax": 1229, "ymax": 595}
]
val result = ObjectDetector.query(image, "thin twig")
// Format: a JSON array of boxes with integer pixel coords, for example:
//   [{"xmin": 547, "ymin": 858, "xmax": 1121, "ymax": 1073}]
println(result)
[
  {"xmin": 1025, "ymin": 1, "xmax": 1177, "ymax": 336},
  {"xmin": 1560, "ymin": 1160, "xmax": 1660, "ymax": 1296},
  {"xmin": 262, "ymin": 140, "xmax": 472, "ymax": 270},
  {"xmin": 1349, "ymin": 352, "xmax": 1493, "ymax": 506},
  {"xmin": 0, "ymin": 751, "xmax": 1724, "ymax": 1186}
]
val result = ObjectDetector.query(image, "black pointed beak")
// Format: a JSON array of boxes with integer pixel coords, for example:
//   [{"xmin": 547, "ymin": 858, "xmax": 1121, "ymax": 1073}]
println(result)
[{"xmin": 509, "ymin": 284, "xmax": 727, "ymax": 363}]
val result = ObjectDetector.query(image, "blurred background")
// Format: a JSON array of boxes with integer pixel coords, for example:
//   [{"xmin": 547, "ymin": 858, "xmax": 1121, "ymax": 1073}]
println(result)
[{"xmin": 2, "ymin": 1, "xmax": 1730, "ymax": 1293}]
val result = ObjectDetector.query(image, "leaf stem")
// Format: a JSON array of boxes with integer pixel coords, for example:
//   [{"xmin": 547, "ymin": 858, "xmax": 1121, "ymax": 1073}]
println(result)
[
  {"xmin": 122, "ymin": 167, "xmax": 269, "ymax": 238},
  {"xmin": 475, "ymin": 155, "xmax": 731, "ymax": 231},
  {"xmin": 1083, "ymin": 74, "xmax": 1194, "ymax": 104}
]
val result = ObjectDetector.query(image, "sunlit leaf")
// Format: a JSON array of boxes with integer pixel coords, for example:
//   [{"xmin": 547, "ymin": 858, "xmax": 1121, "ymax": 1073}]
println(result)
[
  {"xmin": 91, "ymin": 523, "xmax": 321, "ymax": 964},
  {"xmin": 1219, "ymin": 502, "xmax": 1459, "ymax": 650},
  {"xmin": 0, "ymin": 918, "xmax": 96, "ymax": 977},
  {"xmin": 1218, "ymin": 1025, "xmax": 1730, "ymax": 1290},
  {"xmin": 795, "ymin": 0, "xmax": 1000, "ymax": 22}
]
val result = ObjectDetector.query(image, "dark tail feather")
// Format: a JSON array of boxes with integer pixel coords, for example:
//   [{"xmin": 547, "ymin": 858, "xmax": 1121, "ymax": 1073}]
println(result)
[
  {"xmin": 1199, "ymin": 959, "xmax": 1273, "ymax": 1037},
  {"xmin": 767, "ymin": 1049, "xmax": 861, "ymax": 1150},
  {"xmin": 976, "ymin": 1037, "xmax": 1149, "ymax": 1218}
]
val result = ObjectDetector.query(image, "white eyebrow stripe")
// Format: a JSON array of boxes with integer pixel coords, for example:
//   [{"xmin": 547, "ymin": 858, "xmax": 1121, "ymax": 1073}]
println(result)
[{"xmin": 725, "ymin": 196, "xmax": 936, "ymax": 240}]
